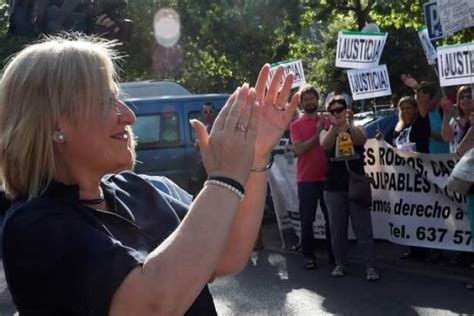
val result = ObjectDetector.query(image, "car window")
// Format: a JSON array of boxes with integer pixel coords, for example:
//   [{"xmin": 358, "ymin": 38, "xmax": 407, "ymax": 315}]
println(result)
[
  {"xmin": 188, "ymin": 110, "xmax": 221, "ymax": 140},
  {"xmin": 134, "ymin": 112, "xmax": 180, "ymax": 147}
]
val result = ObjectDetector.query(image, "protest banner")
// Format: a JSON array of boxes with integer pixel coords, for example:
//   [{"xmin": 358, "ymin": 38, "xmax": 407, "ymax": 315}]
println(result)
[
  {"xmin": 418, "ymin": 27, "xmax": 438, "ymax": 66},
  {"xmin": 437, "ymin": 42, "xmax": 474, "ymax": 87},
  {"xmin": 269, "ymin": 139, "xmax": 471, "ymax": 252},
  {"xmin": 347, "ymin": 65, "xmax": 392, "ymax": 101},
  {"xmin": 335, "ymin": 31, "xmax": 388, "ymax": 69},
  {"xmin": 436, "ymin": 0, "xmax": 474, "ymax": 36},
  {"xmin": 267, "ymin": 59, "xmax": 306, "ymax": 90}
]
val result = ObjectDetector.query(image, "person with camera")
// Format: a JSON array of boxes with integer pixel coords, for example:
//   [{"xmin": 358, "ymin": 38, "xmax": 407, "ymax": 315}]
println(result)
[
  {"xmin": 320, "ymin": 95, "xmax": 379, "ymax": 281},
  {"xmin": 0, "ymin": 34, "xmax": 300, "ymax": 315}
]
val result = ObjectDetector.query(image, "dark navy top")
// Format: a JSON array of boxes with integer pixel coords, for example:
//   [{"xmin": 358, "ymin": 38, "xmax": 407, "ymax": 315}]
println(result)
[{"xmin": 1, "ymin": 171, "xmax": 216, "ymax": 315}]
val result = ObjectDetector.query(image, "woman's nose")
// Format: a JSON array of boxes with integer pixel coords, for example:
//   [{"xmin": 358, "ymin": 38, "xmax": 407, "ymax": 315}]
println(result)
[{"xmin": 117, "ymin": 100, "xmax": 136, "ymax": 124}]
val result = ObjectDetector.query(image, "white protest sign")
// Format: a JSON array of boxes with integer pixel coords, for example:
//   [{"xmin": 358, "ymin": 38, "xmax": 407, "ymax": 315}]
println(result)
[
  {"xmin": 365, "ymin": 140, "xmax": 470, "ymax": 251},
  {"xmin": 269, "ymin": 139, "xmax": 471, "ymax": 251},
  {"xmin": 437, "ymin": 42, "xmax": 474, "ymax": 87},
  {"xmin": 335, "ymin": 31, "xmax": 388, "ymax": 69},
  {"xmin": 436, "ymin": 0, "xmax": 474, "ymax": 35},
  {"xmin": 347, "ymin": 65, "xmax": 392, "ymax": 101},
  {"xmin": 418, "ymin": 27, "xmax": 438, "ymax": 65},
  {"xmin": 267, "ymin": 59, "xmax": 306, "ymax": 90}
]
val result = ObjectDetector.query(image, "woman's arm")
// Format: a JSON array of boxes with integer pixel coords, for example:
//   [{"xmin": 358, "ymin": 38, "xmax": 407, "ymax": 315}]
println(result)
[
  {"xmin": 349, "ymin": 124, "xmax": 368, "ymax": 146},
  {"xmin": 110, "ymin": 86, "xmax": 259, "ymax": 316},
  {"xmin": 321, "ymin": 125, "xmax": 338, "ymax": 151},
  {"xmin": 457, "ymin": 113, "xmax": 474, "ymax": 156},
  {"xmin": 213, "ymin": 65, "xmax": 300, "ymax": 275}
]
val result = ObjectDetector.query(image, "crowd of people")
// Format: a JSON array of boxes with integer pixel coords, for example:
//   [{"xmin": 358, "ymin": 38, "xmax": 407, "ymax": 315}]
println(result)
[
  {"xmin": 0, "ymin": 34, "xmax": 301, "ymax": 315},
  {"xmin": 0, "ymin": 31, "xmax": 473, "ymax": 314},
  {"xmin": 284, "ymin": 75, "xmax": 474, "ymax": 288}
]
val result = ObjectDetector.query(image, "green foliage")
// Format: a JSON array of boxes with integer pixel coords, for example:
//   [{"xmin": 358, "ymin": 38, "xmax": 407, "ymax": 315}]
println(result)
[{"xmin": 0, "ymin": 0, "xmax": 472, "ymax": 100}]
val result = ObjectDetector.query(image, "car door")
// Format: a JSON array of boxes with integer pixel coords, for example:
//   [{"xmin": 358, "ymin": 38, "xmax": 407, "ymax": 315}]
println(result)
[{"xmin": 129, "ymin": 99, "xmax": 189, "ymax": 190}]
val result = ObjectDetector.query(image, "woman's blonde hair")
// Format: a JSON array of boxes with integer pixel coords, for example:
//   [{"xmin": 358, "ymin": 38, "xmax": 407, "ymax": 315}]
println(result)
[
  {"xmin": 456, "ymin": 85, "xmax": 472, "ymax": 117},
  {"xmin": 394, "ymin": 96, "xmax": 418, "ymax": 132},
  {"xmin": 0, "ymin": 34, "xmax": 121, "ymax": 200}
]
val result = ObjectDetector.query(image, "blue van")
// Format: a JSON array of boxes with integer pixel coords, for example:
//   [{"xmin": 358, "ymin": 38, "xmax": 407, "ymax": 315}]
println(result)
[{"xmin": 125, "ymin": 94, "xmax": 228, "ymax": 195}]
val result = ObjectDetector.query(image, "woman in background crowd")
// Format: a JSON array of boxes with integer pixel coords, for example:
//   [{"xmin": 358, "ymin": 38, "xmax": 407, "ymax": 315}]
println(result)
[
  {"xmin": 442, "ymin": 85, "xmax": 474, "ymax": 155},
  {"xmin": 321, "ymin": 96, "xmax": 379, "ymax": 281},
  {"xmin": 392, "ymin": 96, "xmax": 430, "ymax": 153}
]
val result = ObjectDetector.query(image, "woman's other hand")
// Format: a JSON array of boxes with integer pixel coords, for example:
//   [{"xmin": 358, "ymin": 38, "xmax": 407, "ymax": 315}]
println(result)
[
  {"xmin": 375, "ymin": 129, "xmax": 384, "ymax": 140},
  {"xmin": 440, "ymin": 97, "xmax": 454, "ymax": 114},
  {"xmin": 400, "ymin": 74, "xmax": 419, "ymax": 89},
  {"xmin": 252, "ymin": 65, "xmax": 300, "ymax": 165},
  {"xmin": 191, "ymin": 85, "xmax": 258, "ymax": 185}
]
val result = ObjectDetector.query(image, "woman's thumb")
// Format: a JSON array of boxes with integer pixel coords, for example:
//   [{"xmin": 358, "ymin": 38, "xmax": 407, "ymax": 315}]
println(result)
[{"xmin": 190, "ymin": 119, "xmax": 209, "ymax": 150}]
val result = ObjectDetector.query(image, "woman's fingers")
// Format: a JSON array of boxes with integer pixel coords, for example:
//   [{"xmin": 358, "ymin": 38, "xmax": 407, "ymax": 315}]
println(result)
[
  {"xmin": 225, "ymin": 84, "xmax": 249, "ymax": 130},
  {"xmin": 275, "ymin": 72, "xmax": 294, "ymax": 109},
  {"xmin": 213, "ymin": 90, "xmax": 238, "ymax": 132},
  {"xmin": 255, "ymin": 64, "xmax": 270, "ymax": 104},
  {"xmin": 237, "ymin": 88, "xmax": 257, "ymax": 137},
  {"xmin": 282, "ymin": 92, "xmax": 300, "ymax": 122},
  {"xmin": 265, "ymin": 66, "xmax": 284, "ymax": 106},
  {"xmin": 246, "ymin": 89, "xmax": 260, "ymax": 139},
  {"xmin": 190, "ymin": 119, "xmax": 209, "ymax": 155}
]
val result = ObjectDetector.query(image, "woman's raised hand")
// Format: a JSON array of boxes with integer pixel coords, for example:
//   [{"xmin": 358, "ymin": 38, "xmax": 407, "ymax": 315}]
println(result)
[
  {"xmin": 252, "ymin": 65, "xmax": 300, "ymax": 164},
  {"xmin": 191, "ymin": 84, "xmax": 258, "ymax": 185}
]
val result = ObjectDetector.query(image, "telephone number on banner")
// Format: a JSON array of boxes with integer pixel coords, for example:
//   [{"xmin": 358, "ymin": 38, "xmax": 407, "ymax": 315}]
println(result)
[{"xmin": 389, "ymin": 223, "xmax": 472, "ymax": 246}]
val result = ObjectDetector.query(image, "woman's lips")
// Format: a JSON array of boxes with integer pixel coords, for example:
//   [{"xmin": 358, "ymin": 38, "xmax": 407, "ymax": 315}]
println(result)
[{"xmin": 111, "ymin": 131, "xmax": 129, "ymax": 140}]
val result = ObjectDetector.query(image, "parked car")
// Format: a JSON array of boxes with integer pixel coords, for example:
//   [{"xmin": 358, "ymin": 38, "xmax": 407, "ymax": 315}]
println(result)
[
  {"xmin": 120, "ymin": 80, "xmax": 191, "ymax": 98},
  {"xmin": 125, "ymin": 93, "xmax": 228, "ymax": 195},
  {"xmin": 353, "ymin": 106, "xmax": 398, "ymax": 143}
]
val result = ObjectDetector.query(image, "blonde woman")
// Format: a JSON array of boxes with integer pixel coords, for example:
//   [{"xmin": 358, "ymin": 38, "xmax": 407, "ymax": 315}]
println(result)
[
  {"xmin": 441, "ymin": 85, "xmax": 474, "ymax": 155},
  {"xmin": 0, "ymin": 35, "xmax": 299, "ymax": 315},
  {"xmin": 392, "ymin": 96, "xmax": 430, "ymax": 153}
]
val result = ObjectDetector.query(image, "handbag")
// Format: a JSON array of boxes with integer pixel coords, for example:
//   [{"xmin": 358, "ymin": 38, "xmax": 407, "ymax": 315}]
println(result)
[{"xmin": 344, "ymin": 158, "xmax": 374, "ymax": 207}]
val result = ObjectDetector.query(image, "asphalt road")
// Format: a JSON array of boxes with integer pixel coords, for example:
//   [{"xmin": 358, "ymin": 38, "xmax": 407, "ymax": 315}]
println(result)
[
  {"xmin": 0, "ymin": 251, "xmax": 472, "ymax": 315},
  {"xmin": 210, "ymin": 250, "xmax": 474, "ymax": 315}
]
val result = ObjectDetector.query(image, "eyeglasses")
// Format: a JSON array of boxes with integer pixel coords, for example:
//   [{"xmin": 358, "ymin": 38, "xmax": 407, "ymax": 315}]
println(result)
[
  {"xmin": 459, "ymin": 94, "xmax": 472, "ymax": 101},
  {"xmin": 328, "ymin": 106, "xmax": 346, "ymax": 114},
  {"xmin": 202, "ymin": 110, "xmax": 213, "ymax": 115},
  {"xmin": 104, "ymin": 93, "xmax": 123, "ymax": 115}
]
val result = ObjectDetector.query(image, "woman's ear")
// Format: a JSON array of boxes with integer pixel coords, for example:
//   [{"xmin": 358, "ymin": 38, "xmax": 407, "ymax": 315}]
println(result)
[
  {"xmin": 52, "ymin": 130, "xmax": 66, "ymax": 143},
  {"xmin": 52, "ymin": 119, "xmax": 67, "ymax": 144}
]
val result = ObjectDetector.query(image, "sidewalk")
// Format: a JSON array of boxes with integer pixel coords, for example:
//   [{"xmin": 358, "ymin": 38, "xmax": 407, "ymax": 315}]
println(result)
[{"xmin": 260, "ymin": 218, "xmax": 474, "ymax": 284}]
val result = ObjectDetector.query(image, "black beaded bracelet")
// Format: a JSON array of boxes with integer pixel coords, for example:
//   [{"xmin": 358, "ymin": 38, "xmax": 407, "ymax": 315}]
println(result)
[{"xmin": 207, "ymin": 176, "xmax": 246, "ymax": 197}]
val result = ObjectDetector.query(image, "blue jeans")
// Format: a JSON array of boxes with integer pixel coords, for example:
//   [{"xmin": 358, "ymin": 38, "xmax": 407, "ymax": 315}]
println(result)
[{"xmin": 298, "ymin": 182, "xmax": 334, "ymax": 262}]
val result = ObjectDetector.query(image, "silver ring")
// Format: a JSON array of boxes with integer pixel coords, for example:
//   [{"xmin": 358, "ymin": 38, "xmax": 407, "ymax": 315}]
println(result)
[
  {"xmin": 237, "ymin": 123, "xmax": 248, "ymax": 132},
  {"xmin": 274, "ymin": 104, "xmax": 286, "ymax": 111}
]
